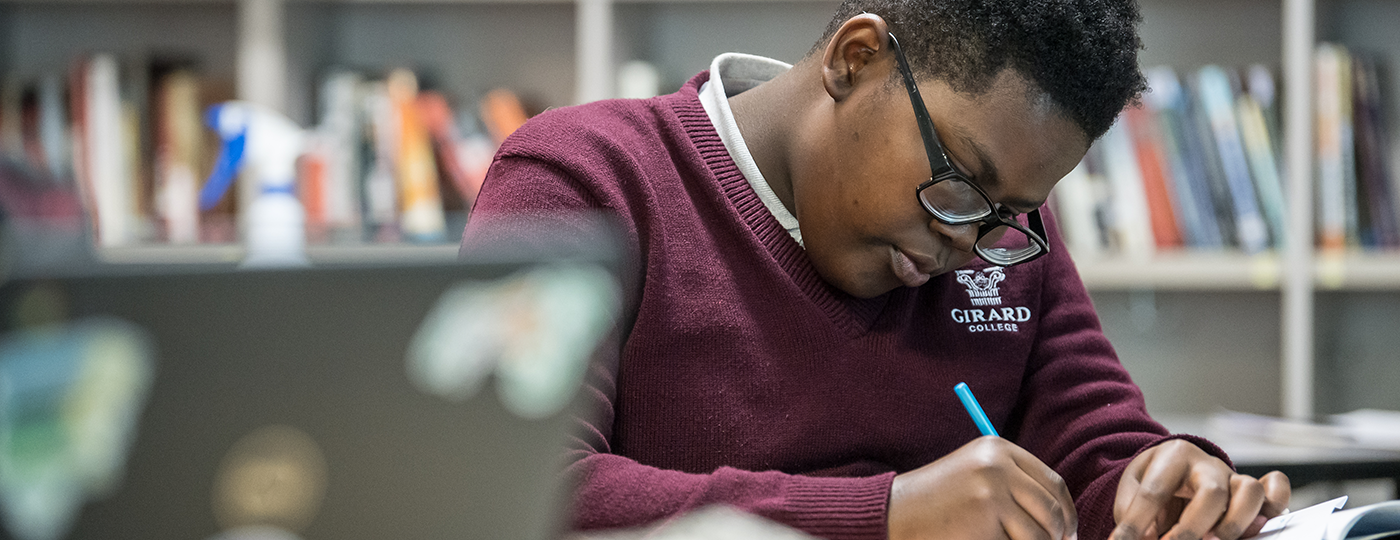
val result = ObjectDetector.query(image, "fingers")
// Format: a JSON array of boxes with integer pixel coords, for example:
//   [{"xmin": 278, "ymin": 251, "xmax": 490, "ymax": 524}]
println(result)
[
  {"xmin": 1006, "ymin": 467, "xmax": 1073, "ymax": 540},
  {"xmin": 1007, "ymin": 444, "xmax": 1079, "ymax": 540},
  {"xmin": 1113, "ymin": 447, "xmax": 1191, "ymax": 540},
  {"xmin": 1259, "ymin": 471, "xmax": 1291, "ymax": 517},
  {"xmin": 1204, "ymin": 475, "xmax": 1265, "ymax": 540},
  {"xmin": 1157, "ymin": 465, "xmax": 1231, "ymax": 540},
  {"xmin": 1001, "ymin": 500, "xmax": 1062, "ymax": 540},
  {"xmin": 1115, "ymin": 442, "xmax": 1290, "ymax": 540}
]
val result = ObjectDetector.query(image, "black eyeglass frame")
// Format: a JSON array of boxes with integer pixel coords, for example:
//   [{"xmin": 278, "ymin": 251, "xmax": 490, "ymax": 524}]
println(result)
[{"xmin": 887, "ymin": 32, "xmax": 1050, "ymax": 267}]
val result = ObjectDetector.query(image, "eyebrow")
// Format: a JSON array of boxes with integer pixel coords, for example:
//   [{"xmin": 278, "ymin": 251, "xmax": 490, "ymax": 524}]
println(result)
[{"xmin": 950, "ymin": 130, "xmax": 1045, "ymax": 214}]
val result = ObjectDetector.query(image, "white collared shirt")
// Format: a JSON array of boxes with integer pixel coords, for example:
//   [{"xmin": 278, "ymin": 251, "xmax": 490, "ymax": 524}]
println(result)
[{"xmin": 698, "ymin": 53, "xmax": 803, "ymax": 248}]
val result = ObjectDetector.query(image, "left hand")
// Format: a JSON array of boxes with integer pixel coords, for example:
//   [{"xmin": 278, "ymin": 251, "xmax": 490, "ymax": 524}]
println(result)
[{"xmin": 1112, "ymin": 439, "xmax": 1290, "ymax": 540}]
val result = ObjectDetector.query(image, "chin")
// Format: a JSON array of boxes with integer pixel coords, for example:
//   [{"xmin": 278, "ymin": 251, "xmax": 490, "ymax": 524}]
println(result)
[{"xmin": 829, "ymin": 271, "xmax": 900, "ymax": 299}]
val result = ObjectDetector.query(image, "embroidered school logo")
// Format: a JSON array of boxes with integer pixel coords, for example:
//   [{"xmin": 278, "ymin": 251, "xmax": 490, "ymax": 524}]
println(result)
[{"xmin": 955, "ymin": 267, "xmax": 1005, "ymax": 306}]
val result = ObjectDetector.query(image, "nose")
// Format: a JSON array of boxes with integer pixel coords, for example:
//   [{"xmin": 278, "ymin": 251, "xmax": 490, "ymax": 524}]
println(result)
[{"xmin": 930, "ymin": 219, "xmax": 978, "ymax": 253}]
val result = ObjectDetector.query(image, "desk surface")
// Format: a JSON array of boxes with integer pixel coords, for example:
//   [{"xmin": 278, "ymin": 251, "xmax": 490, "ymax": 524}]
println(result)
[{"xmin": 1157, "ymin": 415, "xmax": 1400, "ymax": 486}]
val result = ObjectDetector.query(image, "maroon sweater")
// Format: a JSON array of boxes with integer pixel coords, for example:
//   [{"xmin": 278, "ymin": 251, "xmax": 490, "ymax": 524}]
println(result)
[{"xmin": 463, "ymin": 72, "xmax": 1226, "ymax": 540}]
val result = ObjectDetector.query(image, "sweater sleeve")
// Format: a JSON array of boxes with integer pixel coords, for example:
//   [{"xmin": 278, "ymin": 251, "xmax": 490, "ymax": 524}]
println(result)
[
  {"xmin": 466, "ymin": 154, "xmax": 894, "ymax": 540},
  {"xmin": 1004, "ymin": 209, "xmax": 1231, "ymax": 540}
]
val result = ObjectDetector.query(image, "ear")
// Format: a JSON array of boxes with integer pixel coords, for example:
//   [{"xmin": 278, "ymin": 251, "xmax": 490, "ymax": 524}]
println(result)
[{"xmin": 820, "ymin": 13, "xmax": 891, "ymax": 102}]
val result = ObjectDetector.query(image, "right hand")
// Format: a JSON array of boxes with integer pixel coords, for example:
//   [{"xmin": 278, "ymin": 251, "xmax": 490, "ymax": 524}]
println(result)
[{"xmin": 889, "ymin": 436, "xmax": 1078, "ymax": 540}]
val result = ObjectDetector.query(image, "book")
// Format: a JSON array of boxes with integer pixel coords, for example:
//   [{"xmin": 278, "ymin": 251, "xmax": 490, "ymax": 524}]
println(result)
[
  {"xmin": 151, "ymin": 67, "xmax": 204, "ymax": 244},
  {"xmin": 37, "ymin": 74, "xmax": 71, "ymax": 184},
  {"xmin": 1246, "ymin": 65, "xmax": 1283, "ymax": 168},
  {"xmin": 1315, "ymin": 43, "xmax": 1353, "ymax": 252},
  {"xmin": 361, "ymin": 81, "xmax": 400, "ymax": 242},
  {"xmin": 1236, "ymin": 92, "xmax": 1288, "ymax": 250},
  {"xmin": 1143, "ymin": 67, "xmax": 1222, "ymax": 249},
  {"xmin": 1197, "ymin": 65, "xmax": 1270, "ymax": 253},
  {"xmin": 416, "ymin": 91, "xmax": 478, "ymax": 211},
  {"xmin": 1097, "ymin": 118, "xmax": 1156, "ymax": 258},
  {"xmin": 1350, "ymin": 55, "xmax": 1399, "ymax": 248},
  {"xmin": 1185, "ymin": 72, "xmax": 1240, "ymax": 249},
  {"xmin": 1123, "ymin": 104, "xmax": 1183, "ymax": 248},
  {"xmin": 1255, "ymin": 496, "xmax": 1400, "ymax": 540},
  {"xmin": 1050, "ymin": 161, "xmax": 1103, "ymax": 257},
  {"xmin": 83, "ymin": 54, "xmax": 137, "ymax": 248},
  {"xmin": 479, "ymin": 88, "xmax": 528, "ymax": 146},
  {"xmin": 314, "ymin": 70, "xmax": 365, "ymax": 243},
  {"xmin": 387, "ymin": 69, "xmax": 446, "ymax": 242}
]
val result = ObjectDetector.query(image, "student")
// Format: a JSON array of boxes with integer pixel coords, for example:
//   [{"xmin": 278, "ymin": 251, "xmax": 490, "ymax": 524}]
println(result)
[{"xmin": 462, "ymin": 1, "xmax": 1291, "ymax": 539}]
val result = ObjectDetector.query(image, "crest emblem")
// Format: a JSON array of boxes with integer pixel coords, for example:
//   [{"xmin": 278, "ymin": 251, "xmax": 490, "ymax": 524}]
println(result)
[{"xmin": 955, "ymin": 266, "xmax": 1005, "ymax": 306}]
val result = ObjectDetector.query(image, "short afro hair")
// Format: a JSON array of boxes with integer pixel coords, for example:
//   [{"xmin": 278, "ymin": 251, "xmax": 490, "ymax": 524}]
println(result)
[{"xmin": 814, "ymin": 0, "xmax": 1146, "ymax": 141}]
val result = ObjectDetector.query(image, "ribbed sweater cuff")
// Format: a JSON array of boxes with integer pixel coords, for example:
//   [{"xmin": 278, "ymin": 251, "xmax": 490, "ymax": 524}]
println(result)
[{"xmin": 781, "ymin": 472, "xmax": 894, "ymax": 540}]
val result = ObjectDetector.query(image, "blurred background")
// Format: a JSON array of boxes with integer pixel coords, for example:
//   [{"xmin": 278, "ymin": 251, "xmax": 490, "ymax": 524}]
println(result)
[{"xmin": 0, "ymin": 0, "xmax": 1397, "ymax": 515}]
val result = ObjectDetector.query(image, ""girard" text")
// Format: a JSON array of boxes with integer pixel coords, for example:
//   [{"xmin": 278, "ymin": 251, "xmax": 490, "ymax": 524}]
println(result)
[{"xmin": 950, "ymin": 307, "xmax": 1032, "ymax": 324}]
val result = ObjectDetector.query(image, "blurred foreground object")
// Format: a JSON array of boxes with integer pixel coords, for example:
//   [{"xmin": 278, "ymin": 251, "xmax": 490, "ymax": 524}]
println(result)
[
  {"xmin": 571, "ymin": 506, "xmax": 817, "ymax": 540},
  {"xmin": 0, "ymin": 214, "xmax": 621, "ymax": 540},
  {"xmin": 0, "ymin": 318, "xmax": 155, "ymax": 540}
]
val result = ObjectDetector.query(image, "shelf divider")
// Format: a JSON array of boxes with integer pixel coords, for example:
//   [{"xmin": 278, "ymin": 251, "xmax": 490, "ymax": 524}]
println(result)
[{"xmin": 1282, "ymin": 0, "xmax": 1316, "ymax": 421}]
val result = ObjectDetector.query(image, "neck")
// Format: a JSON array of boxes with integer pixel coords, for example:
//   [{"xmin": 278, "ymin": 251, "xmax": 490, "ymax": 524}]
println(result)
[{"xmin": 726, "ymin": 58, "xmax": 820, "ymax": 218}]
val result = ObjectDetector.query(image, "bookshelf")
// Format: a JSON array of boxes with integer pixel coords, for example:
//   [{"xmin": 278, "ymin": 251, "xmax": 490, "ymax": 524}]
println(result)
[{"xmin": 2, "ymin": 0, "xmax": 1398, "ymax": 423}]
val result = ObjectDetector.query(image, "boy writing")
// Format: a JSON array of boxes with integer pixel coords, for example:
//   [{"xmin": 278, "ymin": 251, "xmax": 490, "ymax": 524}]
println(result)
[{"xmin": 463, "ymin": 1, "xmax": 1291, "ymax": 538}]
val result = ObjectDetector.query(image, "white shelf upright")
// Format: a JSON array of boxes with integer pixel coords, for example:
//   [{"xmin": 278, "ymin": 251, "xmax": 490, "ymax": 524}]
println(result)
[{"xmin": 1281, "ymin": 0, "xmax": 1315, "ymax": 421}]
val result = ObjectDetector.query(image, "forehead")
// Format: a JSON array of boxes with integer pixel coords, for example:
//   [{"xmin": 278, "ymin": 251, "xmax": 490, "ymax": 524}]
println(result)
[{"xmin": 922, "ymin": 70, "xmax": 1088, "ymax": 208}]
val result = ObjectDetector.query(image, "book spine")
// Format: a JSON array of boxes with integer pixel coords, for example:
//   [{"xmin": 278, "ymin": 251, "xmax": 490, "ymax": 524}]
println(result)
[
  {"xmin": 153, "ymin": 70, "xmax": 203, "ymax": 244},
  {"xmin": 1236, "ymin": 93, "xmax": 1288, "ymax": 250},
  {"xmin": 1351, "ymin": 55, "xmax": 1400, "ymax": 248},
  {"xmin": 1124, "ymin": 105, "xmax": 1183, "ymax": 248},
  {"xmin": 87, "ymin": 54, "xmax": 136, "ymax": 247},
  {"xmin": 1144, "ymin": 67, "xmax": 1222, "ymax": 249},
  {"xmin": 1051, "ymin": 161, "xmax": 1103, "ymax": 257},
  {"xmin": 1184, "ymin": 75, "xmax": 1238, "ymax": 248},
  {"xmin": 387, "ymin": 69, "xmax": 446, "ymax": 242},
  {"xmin": 1099, "ymin": 119, "xmax": 1157, "ymax": 258},
  {"xmin": 1315, "ymin": 44, "xmax": 1349, "ymax": 252},
  {"xmin": 317, "ymin": 71, "xmax": 364, "ymax": 241},
  {"xmin": 362, "ymin": 82, "xmax": 399, "ymax": 242},
  {"xmin": 38, "ymin": 74, "xmax": 71, "ymax": 184},
  {"xmin": 1197, "ymin": 65, "xmax": 1269, "ymax": 253},
  {"xmin": 417, "ymin": 91, "xmax": 477, "ymax": 210}
]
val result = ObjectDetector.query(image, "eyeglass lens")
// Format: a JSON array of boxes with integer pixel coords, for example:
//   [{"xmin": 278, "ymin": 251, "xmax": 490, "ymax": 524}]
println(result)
[
  {"xmin": 976, "ymin": 223, "xmax": 1038, "ymax": 265},
  {"xmin": 917, "ymin": 179, "xmax": 994, "ymax": 223}
]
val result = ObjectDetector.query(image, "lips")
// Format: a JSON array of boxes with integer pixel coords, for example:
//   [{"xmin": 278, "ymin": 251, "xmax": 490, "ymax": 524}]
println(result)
[{"xmin": 890, "ymin": 247, "xmax": 931, "ymax": 288}]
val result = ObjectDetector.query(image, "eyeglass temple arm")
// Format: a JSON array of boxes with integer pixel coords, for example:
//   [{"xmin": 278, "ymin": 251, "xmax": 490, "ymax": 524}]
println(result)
[
  {"xmin": 1029, "ymin": 208, "xmax": 1050, "ymax": 251},
  {"xmin": 887, "ymin": 33, "xmax": 947, "ymax": 177}
]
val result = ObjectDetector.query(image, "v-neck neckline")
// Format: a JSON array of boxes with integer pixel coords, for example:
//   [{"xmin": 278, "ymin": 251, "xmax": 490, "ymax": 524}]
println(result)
[{"xmin": 671, "ymin": 73, "xmax": 890, "ymax": 337}]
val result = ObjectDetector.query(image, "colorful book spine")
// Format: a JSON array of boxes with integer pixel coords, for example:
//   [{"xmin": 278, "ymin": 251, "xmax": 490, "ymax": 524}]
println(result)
[
  {"xmin": 1143, "ymin": 67, "xmax": 1221, "ymax": 249},
  {"xmin": 153, "ymin": 69, "xmax": 203, "ymax": 244},
  {"xmin": 387, "ymin": 69, "xmax": 446, "ymax": 242},
  {"xmin": 1351, "ymin": 55, "xmax": 1399, "ymax": 248},
  {"xmin": 1099, "ymin": 118, "xmax": 1157, "ymax": 258},
  {"xmin": 1124, "ymin": 105, "xmax": 1183, "ymax": 248},
  {"xmin": 417, "ymin": 91, "xmax": 480, "ymax": 210},
  {"xmin": 1196, "ymin": 65, "xmax": 1269, "ymax": 253},
  {"xmin": 1315, "ymin": 43, "xmax": 1351, "ymax": 252},
  {"xmin": 316, "ymin": 70, "xmax": 363, "ymax": 241},
  {"xmin": 1236, "ymin": 93, "xmax": 1287, "ymax": 250},
  {"xmin": 1185, "ymin": 74, "xmax": 1238, "ymax": 249},
  {"xmin": 362, "ymin": 81, "xmax": 400, "ymax": 242},
  {"xmin": 1051, "ymin": 161, "xmax": 1103, "ymax": 257}
]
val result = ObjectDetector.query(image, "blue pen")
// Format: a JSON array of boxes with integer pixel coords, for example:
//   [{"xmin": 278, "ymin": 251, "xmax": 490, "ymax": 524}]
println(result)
[{"xmin": 954, "ymin": 382, "xmax": 999, "ymax": 437}]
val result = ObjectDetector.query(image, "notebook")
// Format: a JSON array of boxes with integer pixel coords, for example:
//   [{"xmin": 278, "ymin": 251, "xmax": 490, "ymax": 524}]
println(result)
[{"xmin": 0, "ymin": 246, "xmax": 620, "ymax": 540}]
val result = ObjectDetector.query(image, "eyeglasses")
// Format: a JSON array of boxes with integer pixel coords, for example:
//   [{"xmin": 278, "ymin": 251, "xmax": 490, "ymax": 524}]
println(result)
[{"xmin": 888, "ymin": 32, "xmax": 1050, "ymax": 267}]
